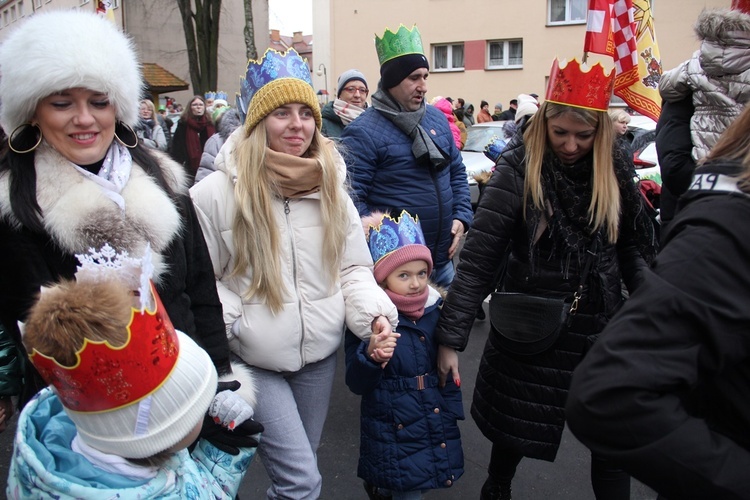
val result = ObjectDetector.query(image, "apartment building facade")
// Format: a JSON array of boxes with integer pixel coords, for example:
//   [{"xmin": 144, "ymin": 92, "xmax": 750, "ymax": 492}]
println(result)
[{"xmin": 314, "ymin": 0, "xmax": 728, "ymax": 110}]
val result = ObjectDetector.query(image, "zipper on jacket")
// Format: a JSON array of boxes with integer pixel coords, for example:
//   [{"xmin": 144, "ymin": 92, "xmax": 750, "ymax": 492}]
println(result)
[{"xmin": 284, "ymin": 198, "xmax": 307, "ymax": 366}]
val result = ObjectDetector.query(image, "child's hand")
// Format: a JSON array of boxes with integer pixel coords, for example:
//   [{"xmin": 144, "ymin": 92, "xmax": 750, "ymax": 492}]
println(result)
[
  {"xmin": 210, "ymin": 381, "xmax": 254, "ymax": 430},
  {"xmin": 368, "ymin": 330, "xmax": 400, "ymax": 368}
]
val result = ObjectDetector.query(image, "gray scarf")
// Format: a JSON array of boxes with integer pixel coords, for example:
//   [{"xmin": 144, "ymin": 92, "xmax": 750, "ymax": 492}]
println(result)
[{"xmin": 371, "ymin": 89, "xmax": 449, "ymax": 170}]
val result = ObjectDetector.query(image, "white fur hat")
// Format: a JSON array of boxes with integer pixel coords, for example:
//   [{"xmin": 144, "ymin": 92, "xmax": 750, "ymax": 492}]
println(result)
[{"xmin": 0, "ymin": 10, "xmax": 143, "ymax": 132}]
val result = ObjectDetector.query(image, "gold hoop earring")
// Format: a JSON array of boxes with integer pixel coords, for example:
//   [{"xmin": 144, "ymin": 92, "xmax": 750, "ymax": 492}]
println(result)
[
  {"xmin": 8, "ymin": 123, "xmax": 42, "ymax": 154},
  {"xmin": 114, "ymin": 121, "xmax": 138, "ymax": 149}
]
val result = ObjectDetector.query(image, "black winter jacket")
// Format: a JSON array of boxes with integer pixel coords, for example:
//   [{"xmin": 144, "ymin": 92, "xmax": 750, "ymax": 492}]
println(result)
[
  {"xmin": 0, "ymin": 146, "xmax": 230, "ymax": 407},
  {"xmin": 436, "ymin": 132, "xmax": 650, "ymax": 460},
  {"xmin": 567, "ymin": 159, "xmax": 750, "ymax": 499},
  {"xmin": 656, "ymin": 97, "xmax": 697, "ymax": 233}
]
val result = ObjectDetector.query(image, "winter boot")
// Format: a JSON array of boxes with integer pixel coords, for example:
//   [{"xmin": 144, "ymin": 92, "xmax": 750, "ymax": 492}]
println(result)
[
  {"xmin": 363, "ymin": 481, "xmax": 392, "ymax": 500},
  {"xmin": 480, "ymin": 475, "xmax": 512, "ymax": 500}
]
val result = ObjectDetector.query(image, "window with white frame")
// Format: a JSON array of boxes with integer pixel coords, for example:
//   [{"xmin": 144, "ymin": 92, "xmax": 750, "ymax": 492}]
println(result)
[
  {"xmin": 35, "ymin": 0, "xmax": 41, "ymax": 8},
  {"xmin": 17, "ymin": 0, "xmax": 23, "ymax": 18},
  {"xmin": 548, "ymin": 0, "xmax": 587, "ymax": 25},
  {"xmin": 113, "ymin": 0, "xmax": 120, "ymax": 8},
  {"xmin": 10, "ymin": 5, "xmax": 16, "ymax": 22},
  {"xmin": 432, "ymin": 43, "xmax": 464, "ymax": 71},
  {"xmin": 487, "ymin": 39, "xmax": 523, "ymax": 69}
]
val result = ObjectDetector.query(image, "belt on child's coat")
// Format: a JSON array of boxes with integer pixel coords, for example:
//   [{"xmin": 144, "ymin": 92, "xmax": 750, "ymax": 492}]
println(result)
[{"xmin": 378, "ymin": 373, "xmax": 439, "ymax": 391}]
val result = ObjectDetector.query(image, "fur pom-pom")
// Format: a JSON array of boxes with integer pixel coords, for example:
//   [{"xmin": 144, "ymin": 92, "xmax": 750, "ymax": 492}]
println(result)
[
  {"xmin": 220, "ymin": 359, "xmax": 258, "ymax": 409},
  {"xmin": 361, "ymin": 211, "xmax": 388, "ymax": 241}
]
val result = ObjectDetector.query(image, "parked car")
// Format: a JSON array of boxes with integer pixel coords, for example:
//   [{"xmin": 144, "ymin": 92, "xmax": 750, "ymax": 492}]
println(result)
[
  {"xmin": 627, "ymin": 115, "xmax": 661, "ymax": 185},
  {"xmin": 461, "ymin": 121, "xmax": 512, "ymax": 207}
]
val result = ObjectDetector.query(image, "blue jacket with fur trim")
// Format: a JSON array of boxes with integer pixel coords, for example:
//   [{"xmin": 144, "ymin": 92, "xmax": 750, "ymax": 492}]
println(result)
[
  {"xmin": 340, "ymin": 104, "xmax": 472, "ymax": 271},
  {"xmin": 344, "ymin": 288, "xmax": 464, "ymax": 492}
]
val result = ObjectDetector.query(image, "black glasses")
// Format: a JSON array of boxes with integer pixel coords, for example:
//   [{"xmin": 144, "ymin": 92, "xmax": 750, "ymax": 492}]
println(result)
[{"xmin": 342, "ymin": 86, "xmax": 369, "ymax": 95}]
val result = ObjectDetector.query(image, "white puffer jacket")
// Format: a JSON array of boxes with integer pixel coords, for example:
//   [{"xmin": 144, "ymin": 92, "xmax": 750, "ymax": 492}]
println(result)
[
  {"xmin": 659, "ymin": 8, "xmax": 750, "ymax": 160},
  {"xmin": 189, "ymin": 130, "xmax": 398, "ymax": 372}
]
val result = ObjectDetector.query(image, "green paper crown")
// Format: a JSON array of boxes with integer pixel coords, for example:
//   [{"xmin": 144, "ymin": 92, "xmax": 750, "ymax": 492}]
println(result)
[{"xmin": 375, "ymin": 24, "xmax": 425, "ymax": 66}]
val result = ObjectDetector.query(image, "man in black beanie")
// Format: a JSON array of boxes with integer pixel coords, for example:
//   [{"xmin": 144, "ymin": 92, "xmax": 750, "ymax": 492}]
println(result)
[{"xmin": 340, "ymin": 24, "xmax": 472, "ymax": 292}]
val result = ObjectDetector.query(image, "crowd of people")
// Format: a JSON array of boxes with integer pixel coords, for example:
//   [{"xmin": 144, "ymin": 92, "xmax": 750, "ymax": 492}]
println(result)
[{"xmin": 1, "ymin": 5, "xmax": 749, "ymax": 500}]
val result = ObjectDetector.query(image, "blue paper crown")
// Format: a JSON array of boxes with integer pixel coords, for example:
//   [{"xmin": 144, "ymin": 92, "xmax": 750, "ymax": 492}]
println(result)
[
  {"xmin": 368, "ymin": 211, "xmax": 426, "ymax": 264},
  {"xmin": 236, "ymin": 48, "xmax": 313, "ymax": 125},
  {"xmin": 484, "ymin": 135, "xmax": 508, "ymax": 163},
  {"xmin": 215, "ymin": 91, "xmax": 228, "ymax": 101},
  {"xmin": 204, "ymin": 91, "xmax": 217, "ymax": 100}
]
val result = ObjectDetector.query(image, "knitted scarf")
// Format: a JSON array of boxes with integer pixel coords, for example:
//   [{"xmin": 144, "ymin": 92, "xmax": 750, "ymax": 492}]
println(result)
[
  {"xmin": 526, "ymin": 144, "xmax": 656, "ymax": 264},
  {"xmin": 185, "ymin": 115, "xmax": 214, "ymax": 174},
  {"xmin": 333, "ymin": 98, "xmax": 365, "ymax": 126},
  {"xmin": 264, "ymin": 147, "xmax": 322, "ymax": 198},
  {"xmin": 371, "ymin": 89, "xmax": 449, "ymax": 170},
  {"xmin": 384, "ymin": 286, "xmax": 429, "ymax": 321}
]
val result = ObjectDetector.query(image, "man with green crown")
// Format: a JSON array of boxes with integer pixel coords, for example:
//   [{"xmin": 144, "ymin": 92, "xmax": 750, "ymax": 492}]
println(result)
[{"xmin": 341, "ymin": 24, "xmax": 472, "ymax": 288}]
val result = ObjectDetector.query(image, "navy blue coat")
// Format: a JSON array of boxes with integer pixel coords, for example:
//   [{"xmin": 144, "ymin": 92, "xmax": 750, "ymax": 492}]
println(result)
[
  {"xmin": 345, "ymin": 294, "xmax": 464, "ymax": 492},
  {"xmin": 340, "ymin": 105, "xmax": 473, "ymax": 270}
]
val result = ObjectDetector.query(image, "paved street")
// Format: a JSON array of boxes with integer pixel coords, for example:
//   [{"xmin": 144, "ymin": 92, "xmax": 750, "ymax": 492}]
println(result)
[
  {"xmin": 238, "ymin": 300, "xmax": 656, "ymax": 499},
  {"xmin": 0, "ymin": 302, "xmax": 657, "ymax": 499}
]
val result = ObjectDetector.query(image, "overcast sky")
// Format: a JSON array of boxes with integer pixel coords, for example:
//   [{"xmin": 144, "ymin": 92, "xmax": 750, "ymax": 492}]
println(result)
[{"xmin": 269, "ymin": 0, "xmax": 313, "ymax": 34}]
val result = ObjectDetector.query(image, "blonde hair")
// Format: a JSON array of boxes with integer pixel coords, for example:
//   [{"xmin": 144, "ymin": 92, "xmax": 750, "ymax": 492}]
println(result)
[
  {"xmin": 608, "ymin": 109, "xmax": 631, "ymax": 125},
  {"xmin": 139, "ymin": 99, "xmax": 157, "ymax": 119},
  {"xmin": 523, "ymin": 101, "xmax": 620, "ymax": 242},
  {"xmin": 707, "ymin": 104, "xmax": 750, "ymax": 193},
  {"xmin": 231, "ymin": 124, "xmax": 348, "ymax": 313}
]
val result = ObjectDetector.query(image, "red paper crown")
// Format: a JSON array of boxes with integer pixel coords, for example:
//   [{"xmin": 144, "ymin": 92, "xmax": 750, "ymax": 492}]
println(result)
[
  {"xmin": 29, "ymin": 282, "xmax": 179, "ymax": 413},
  {"xmin": 545, "ymin": 58, "xmax": 615, "ymax": 112}
]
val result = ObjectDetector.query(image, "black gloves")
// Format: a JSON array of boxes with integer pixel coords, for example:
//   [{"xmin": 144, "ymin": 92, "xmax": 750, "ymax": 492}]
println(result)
[
  {"xmin": 199, "ymin": 414, "xmax": 263, "ymax": 455},
  {"xmin": 198, "ymin": 379, "xmax": 264, "ymax": 455}
]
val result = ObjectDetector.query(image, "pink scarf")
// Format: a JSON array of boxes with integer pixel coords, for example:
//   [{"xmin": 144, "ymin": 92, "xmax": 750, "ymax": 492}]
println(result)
[{"xmin": 385, "ymin": 287, "xmax": 429, "ymax": 321}]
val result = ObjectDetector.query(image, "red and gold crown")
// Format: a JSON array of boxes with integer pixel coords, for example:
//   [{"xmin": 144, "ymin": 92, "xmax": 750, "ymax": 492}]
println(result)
[
  {"xmin": 545, "ymin": 58, "xmax": 615, "ymax": 112},
  {"xmin": 29, "ymin": 281, "xmax": 179, "ymax": 413}
]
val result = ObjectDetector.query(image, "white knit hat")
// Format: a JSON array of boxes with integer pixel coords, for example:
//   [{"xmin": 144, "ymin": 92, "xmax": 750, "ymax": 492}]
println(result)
[
  {"xmin": 515, "ymin": 94, "xmax": 540, "ymax": 124},
  {"xmin": 65, "ymin": 329, "xmax": 217, "ymax": 459},
  {"xmin": 0, "ymin": 10, "xmax": 143, "ymax": 132}
]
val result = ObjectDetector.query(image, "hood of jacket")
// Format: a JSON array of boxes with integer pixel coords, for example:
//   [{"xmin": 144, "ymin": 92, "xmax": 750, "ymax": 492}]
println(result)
[
  {"xmin": 695, "ymin": 8, "xmax": 750, "ymax": 42},
  {"xmin": 217, "ymin": 108, "xmax": 242, "ymax": 140}
]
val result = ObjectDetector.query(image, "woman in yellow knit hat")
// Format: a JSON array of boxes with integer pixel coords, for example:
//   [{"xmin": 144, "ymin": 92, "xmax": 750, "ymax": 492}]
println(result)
[{"xmin": 189, "ymin": 48, "xmax": 399, "ymax": 498}]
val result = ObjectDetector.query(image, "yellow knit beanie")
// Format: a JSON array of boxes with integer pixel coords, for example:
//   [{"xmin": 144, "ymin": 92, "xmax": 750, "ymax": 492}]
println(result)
[{"xmin": 244, "ymin": 77, "xmax": 322, "ymax": 134}]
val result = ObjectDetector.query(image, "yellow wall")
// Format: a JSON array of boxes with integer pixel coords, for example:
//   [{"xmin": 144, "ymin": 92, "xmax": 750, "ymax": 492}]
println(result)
[{"xmin": 317, "ymin": 0, "xmax": 727, "ymax": 111}]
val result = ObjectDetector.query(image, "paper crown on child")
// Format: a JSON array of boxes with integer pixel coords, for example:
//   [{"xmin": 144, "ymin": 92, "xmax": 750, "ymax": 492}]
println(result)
[
  {"xmin": 375, "ymin": 24, "xmax": 425, "ymax": 66},
  {"xmin": 484, "ymin": 136, "xmax": 508, "ymax": 164},
  {"xmin": 204, "ymin": 91, "xmax": 217, "ymax": 101},
  {"xmin": 368, "ymin": 211, "xmax": 433, "ymax": 283},
  {"xmin": 26, "ymin": 244, "xmax": 217, "ymax": 459},
  {"xmin": 236, "ymin": 48, "xmax": 321, "ymax": 133},
  {"xmin": 215, "ymin": 90, "xmax": 228, "ymax": 101},
  {"xmin": 545, "ymin": 58, "xmax": 615, "ymax": 112}
]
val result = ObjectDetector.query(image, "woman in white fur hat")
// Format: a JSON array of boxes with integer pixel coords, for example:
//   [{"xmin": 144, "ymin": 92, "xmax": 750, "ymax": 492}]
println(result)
[{"xmin": 0, "ymin": 10, "xmax": 247, "ymax": 429}]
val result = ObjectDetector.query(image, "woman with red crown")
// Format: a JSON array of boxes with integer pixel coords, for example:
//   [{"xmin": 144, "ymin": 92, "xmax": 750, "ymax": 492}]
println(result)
[{"xmin": 434, "ymin": 58, "xmax": 658, "ymax": 499}]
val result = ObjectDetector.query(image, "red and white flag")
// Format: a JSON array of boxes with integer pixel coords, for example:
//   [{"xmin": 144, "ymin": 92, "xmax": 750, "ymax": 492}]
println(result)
[{"xmin": 584, "ymin": 0, "xmax": 661, "ymax": 121}]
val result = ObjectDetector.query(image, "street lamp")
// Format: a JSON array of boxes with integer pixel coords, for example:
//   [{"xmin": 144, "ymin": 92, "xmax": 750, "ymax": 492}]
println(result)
[{"xmin": 316, "ymin": 63, "xmax": 328, "ymax": 103}]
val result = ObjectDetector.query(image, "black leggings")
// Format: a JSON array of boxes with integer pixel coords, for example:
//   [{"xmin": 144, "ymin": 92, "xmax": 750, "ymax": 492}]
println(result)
[{"xmin": 488, "ymin": 444, "xmax": 630, "ymax": 500}]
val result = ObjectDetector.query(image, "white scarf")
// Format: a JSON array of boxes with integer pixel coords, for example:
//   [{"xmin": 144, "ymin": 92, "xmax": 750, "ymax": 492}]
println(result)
[
  {"xmin": 333, "ymin": 98, "xmax": 366, "ymax": 126},
  {"xmin": 72, "ymin": 142, "xmax": 133, "ymax": 211},
  {"xmin": 72, "ymin": 434, "xmax": 161, "ymax": 481}
]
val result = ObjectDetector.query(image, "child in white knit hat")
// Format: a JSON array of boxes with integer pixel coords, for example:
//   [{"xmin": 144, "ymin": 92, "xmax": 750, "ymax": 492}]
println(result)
[
  {"xmin": 7, "ymin": 246, "xmax": 262, "ymax": 499},
  {"xmin": 345, "ymin": 211, "xmax": 464, "ymax": 500}
]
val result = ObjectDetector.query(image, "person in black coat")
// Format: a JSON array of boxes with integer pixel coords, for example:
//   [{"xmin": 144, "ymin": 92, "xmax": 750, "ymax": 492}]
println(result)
[
  {"xmin": 567, "ymin": 102, "xmax": 750, "ymax": 500},
  {"xmin": 655, "ymin": 97, "xmax": 696, "ymax": 239},
  {"xmin": 0, "ymin": 11, "xmax": 235, "ymax": 425},
  {"xmin": 434, "ymin": 60, "xmax": 657, "ymax": 500}
]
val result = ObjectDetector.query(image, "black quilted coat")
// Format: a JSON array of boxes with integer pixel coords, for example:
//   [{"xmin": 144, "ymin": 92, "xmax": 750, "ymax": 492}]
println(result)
[{"xmin": 436, "ymin": 132, "xmax": 650, "ymax": 461}]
